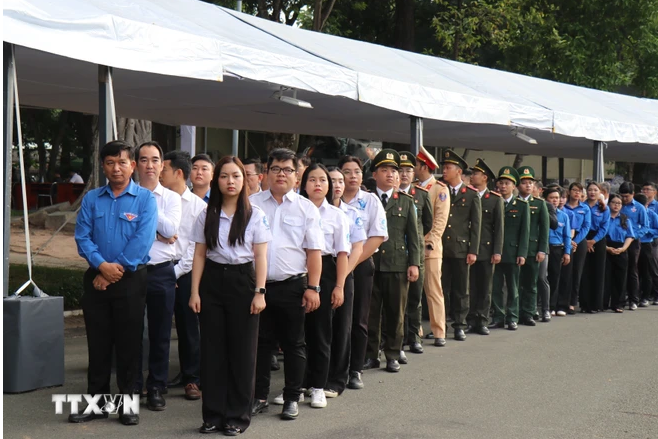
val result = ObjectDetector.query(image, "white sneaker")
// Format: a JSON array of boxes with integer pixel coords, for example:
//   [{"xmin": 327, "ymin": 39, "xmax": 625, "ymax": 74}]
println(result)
[
  {"xmin": 551, "ymin": 311, "xmax": 556, "ymax": 316},
  {"xmin": 630, "ymin": 303, "xmax": 638, "ymax": 310},
  {"xmin": 556, "ymin": 310, "xmax": 566, "ymax": 316},
  {"xmin": 324, "ymin": 389, "xmax": 338, "ymax": 398},
  {"xmin": 273, "ymin": 392, "xmax": 304, "ymax": 405},
  {"xmin": 309, "ymin": 388, "xmax": 327, "ymax": 408}
]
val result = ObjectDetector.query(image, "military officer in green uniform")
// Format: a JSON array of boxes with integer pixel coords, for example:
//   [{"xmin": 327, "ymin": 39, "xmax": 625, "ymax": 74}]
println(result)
[
  {"xmin": 441, "ymin": 150, "xmax": 481, "ymax": 341},
  {"xmin": 398, "ymin": 152, "xmax": 433, "ymax": 356},
  {"xmin": 467, "ymin": 158, "xmax": 504, "ymax": 335},
  {"xmin": 490, "ymin": 167, "xmax": 530, "ymax": 331},
  {"xmin": 365, "ymin": 149, "xmax": 421, "ymax": 373},
  {"xmin": 516, "ymin": 166, "xmax": 550, "ymax": 326}
]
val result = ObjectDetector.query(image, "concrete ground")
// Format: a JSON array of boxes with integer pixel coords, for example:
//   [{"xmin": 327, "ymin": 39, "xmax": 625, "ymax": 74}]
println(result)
[{"xmin": 4, "ymin": 307, "xmax": 658, "ymax": 439}]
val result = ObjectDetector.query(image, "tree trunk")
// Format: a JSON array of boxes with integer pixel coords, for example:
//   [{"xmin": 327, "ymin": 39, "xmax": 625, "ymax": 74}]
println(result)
[
  {"xmin": 152, "ymin": 122, "xmax": 178, "ymax": 152},
  {"xmin": 512, "ymin": 154, "xmax": 525, "ymax": 169},
  {"xmin": 117, "ymin": 118, "xmax": 152, "ymax": 146},
  {"xmin": 394, "ymin": 0, "xmax": 415, "ymax": 51},
  {"xmin": 46, "ymin": 110, "xmax": 69, "ymax": 181}
]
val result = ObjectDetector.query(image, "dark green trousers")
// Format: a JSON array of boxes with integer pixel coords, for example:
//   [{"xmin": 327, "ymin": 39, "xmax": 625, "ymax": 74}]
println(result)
[
  {"xmin": 492, "ymin": 263, "xmax": 520, "ymax": 324},
  {"xmin": 404, "ymin": 262, "xmax": 424, "ymax": 344},
  {"xmin": 519, "ymin": 258, "xmax": 539, "ymax": 321},
  {"xmin": 367, "ymin": 272, "xmax": 408, "ymax": 361},
  {"xmin": 468, "ymin": 260, "xmax": 494, "ymax": 328}
]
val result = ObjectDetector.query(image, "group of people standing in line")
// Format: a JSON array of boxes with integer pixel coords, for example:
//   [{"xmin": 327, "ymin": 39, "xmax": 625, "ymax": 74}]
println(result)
[{"xmin": 72, "ymin": 140, "xmax": 658, "ymax": 436}]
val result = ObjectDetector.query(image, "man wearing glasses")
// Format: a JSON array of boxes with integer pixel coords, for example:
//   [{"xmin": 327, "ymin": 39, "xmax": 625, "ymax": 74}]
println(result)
[{"xmin": 243, "ymin": 158, "xmax": 264, "ymax": 196}]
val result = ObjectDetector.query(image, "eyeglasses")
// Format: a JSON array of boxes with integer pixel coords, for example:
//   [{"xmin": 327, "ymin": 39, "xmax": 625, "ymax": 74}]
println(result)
[{"xmin": 269, "ymin": 166, "xmax": 295, "ymax": 175}]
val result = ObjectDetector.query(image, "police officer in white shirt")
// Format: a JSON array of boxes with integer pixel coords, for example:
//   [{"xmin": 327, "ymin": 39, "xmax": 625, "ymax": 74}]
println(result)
[
  {"xmin": 134, "ymin": 141, "xmax": 182, "ymax": 411},
  {"xmin": 160, "ymin": 151, "xmax": 207, "ymax": 400},
  {"xmin": 249, "ymin": 148, "xmax": 324, "ymax": 420},
  {"xmin": 338, "ymin": 156, "xmax": 388, "ymax": 390}
]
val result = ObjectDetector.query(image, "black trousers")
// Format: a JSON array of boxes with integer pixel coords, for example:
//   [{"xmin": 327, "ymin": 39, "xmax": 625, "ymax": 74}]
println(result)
[
  {"xmin": 199, "ymin": 261, "xmax": 258, "ymax": 432},
  {"xmin": 81, "ymin": 266, "xmax": 147, "ymax": 395},
  {"xmin": 442, "ymin": 257, "xmax": 470, "ymax": 329},
  {"xmin": 580, "ymin": 236, "xmax": 607, "ymax": 311},
  {"xmin": 468, "ymin": 260, "xmax": 494, "ymax": 328},
  {"xmin": 548, "ymin": 245, "xmax": 565, "ymax": 311},
  {"xmin": 350, "ymin": 257, "xmax": 375, "ymax": 372},
  {"xmin": 537, "ymin": 256, "xmax": 550, "ymax": 314},
  {"xmin": 174, "ymin": 272, "xmax": 200, "ymax": 385},
  {"xmin": 367, "ymin": 272, "xmax": 408, "ymax": 361},
  {"xmin": 136, "ymin": 262, "xmax": 176, "ymax": 391},
  {"xmin": 605, "ymin": 240, "xmax": 628, "ymax": 310},
  {"xmin": 569, "ymin": 239, "xmax": 588, "ymax": 307},
  {"xmin": 404, "ymin": 261, "xmax": 425, "ymax": 344},
  {"xmin": 305, "ymin": 256, "xmax": 336, "ymax": 390},
  {"xmin": 639, "ymin": 241, "xmax": 658, "ymax": 302},
  {"xmin": 255, "ymin": 276, "xmax": 307, "ymax": 402},
  {"xmin": 326, "ymin": 272, "xmax": 354, "ymax": 394},
  {"xmin": 626, "ymin": 240, "xmax": 641, "ymax": 305}
]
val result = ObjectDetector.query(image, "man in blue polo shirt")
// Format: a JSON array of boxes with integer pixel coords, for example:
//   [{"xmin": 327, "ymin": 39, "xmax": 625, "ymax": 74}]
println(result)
[
  {"xmin": 72, "ymin": 140, "xmax": 157, "ymax": 426},
  {"xmin": 619, "ymin": 182, "xmax": 649, "ymax": 310}
]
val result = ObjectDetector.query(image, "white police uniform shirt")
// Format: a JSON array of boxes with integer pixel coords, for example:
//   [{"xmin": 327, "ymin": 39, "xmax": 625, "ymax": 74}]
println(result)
[
  {"xmin": 173, "ymin": 188, "xmax": 207, "ymax": 279},
  {"xmin": 344, "ymin": 189, "xmax": 388, "ymax": 241},
  {"xmin": 339, "ymin": 200, "xmax": 367, "ymax": 244},
  {"xmin": 191, "ymin": 205, "xmax": 272, "ymax": 264},
  {"xmin": 318, "ymin": 199, "xmax": 352, "ymax": 257},
  {"xmin": 250, "ymin": 189, "xmax": 324, "ymax": 282},
  {"xmin": 147, "ymin": 183, "xmax": 182, "ymax": 265}
]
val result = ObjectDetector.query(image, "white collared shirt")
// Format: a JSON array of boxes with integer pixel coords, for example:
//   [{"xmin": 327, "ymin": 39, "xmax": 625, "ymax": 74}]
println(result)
[
  {"xmin": 344, "ymin": 189, "xmax": 388, "ymax": 240},
  {"xmin": 399, "ymin": 185, "xmax": 410, "ymax": 194},
  {"xmin": 504, "ymin": 195, "xmax": 514, "ymax": 204},
  {"xmin": 376, "ymin": 187, "xmax": 394, "ymax": 201},
  {"xmin": 478, "ymin": 188, "xmax": 487, "ymax": 198},
  {"xmin": 250, "ymin": 189, "xmax": 324, "ymax": 282},
  {"xmin": 520, "ymin": 194, "xmax": 531, "ymax": 201},
  {"xmin": 318, "ymin": 199, "xmax": 352, "ymax": 257},
  {"xmin": 173, "ymin": 188, "xmax": 207, "ymax": 279},
  {"xmin": 449, "ymin": 182, "xmax": 464, "ymax": 195},
  {"xmin": 69, "ymin": 172, "xmax": 84, "ymax": 184},
  {"xmin": 339, "ymin": 200, "xmax": 367, "ymax": 244},
  {"xmin": 191, "ymin": 205, "xmax": 272, "ymax": 264},
  {"xmin": 146, "ymin": 183, "xmax": 182, "ymax": 265},
  {"xmin": 420, "ymin": 176, "xmax": 433, "ymax": 188}
]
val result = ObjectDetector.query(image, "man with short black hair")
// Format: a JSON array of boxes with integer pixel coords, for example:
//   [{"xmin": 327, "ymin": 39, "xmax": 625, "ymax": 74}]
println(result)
[
  {"xmin": 642, "ymin": 182, "xmax": 658, "ymax": 215},
  {"xmin": 620, "ymin": 181, "xmax": 649, "ymax": 309},
  {"xmin": 243, "ymin": 158, "xmax": 264, "ymax": 196},
  {"xmin": 191, "ymin": 154, "xmax": 214, "ymax": 202}
]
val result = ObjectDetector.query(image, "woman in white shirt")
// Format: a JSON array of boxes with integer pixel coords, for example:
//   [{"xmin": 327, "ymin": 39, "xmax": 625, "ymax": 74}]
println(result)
[
  {"xmin": 189, "ymin": 156, "xmax": 271, "ymax": 436},
  {"xmin": 299, "ymin": 163, "xmax": 351, "ymax": 409}
]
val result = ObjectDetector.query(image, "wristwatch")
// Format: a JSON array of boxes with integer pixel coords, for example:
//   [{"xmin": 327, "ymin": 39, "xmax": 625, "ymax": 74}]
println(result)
[
  {"xmin": 307, "ymin": 285, "xmax": 321, "ymax": 293},
  {"xmin": 255, "ymin": 288, "xmax": 266, "ymax": 295}
]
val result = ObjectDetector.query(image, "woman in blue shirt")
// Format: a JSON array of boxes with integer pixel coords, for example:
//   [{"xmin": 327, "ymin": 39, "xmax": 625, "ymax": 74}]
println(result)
[
  {"xmin": 634, "ymin": 193, "xmax": 658, "ymax": 307},
  {"xmin": 604, "ymin": 194, "xmax": 635, "ymax": 313},
  {"xmin": 545, "ymin": 188, "xmax": 572, "ymax": 316},
  {"xmin": 560, "ymin": 183, "xmax": 592, "ymax": 314},
  {"xmin": 580, "ymin": 182, "xmax": 610, "ymax": 313}
]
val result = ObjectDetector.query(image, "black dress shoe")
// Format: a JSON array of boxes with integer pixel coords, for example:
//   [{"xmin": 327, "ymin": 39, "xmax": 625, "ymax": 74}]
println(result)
[
  {"xmin": 281, "ymin": 401, "xmax": 299, "ymax": 420},
  {"xmin": 362, "ymin": 358, "xmax": 381, "ymax": 370},
  {"xmin": 147, "ymin": 388, "xmax": 166, "ymax": 411},
  {"xmin": 409, "ymin": 342, "xmax": 424, "ymax": 354},
  {"xmin": 473, "ymin": 326, "xmax": 490, "ymax": 335},
  {"xmin": 488, "ymin": 321, "xmax": 505, "ymax": 329},
  {"xmin": 433, "ymin": 337, "xmax": 446, "ymax": 347},
  {"xmin": 385, "ymin": 359, "xmax": 400, "ymax": 373},
  {"xmin": 347, "ymin": 371, "xmax": 364, "ymax": 389},
  {"xmin": 167, "ymin": 371, "xmax": 183, "ymax": 387},
  {"xmin": 68, "ymin": 412, "xmax": 109, "ymax": 423},
  {"xmin": 533, "ymin": 313, "xmax": 540, "ymax": 321},
  {"xmin": 398, "ymin": 350, "xmax": 408, "ymax": 364},
  {"xmin": 542, "ymin": 311, "xmax": 551, "ymax": 322},
  {"xmin": 270, "ymin": 354, "xmax": 280, "ymax": 371},
  {"xmin": 199, "ymin": 422, "xmax": 221, "ymax": 434},
  {"xmin": 521, "ymin": 319, "xmax": 536, "ymax": 326},
  {"xmin": 424, "ymin": 331, "xmax": 435, "ymax": 339},
  {"xmin": 454, "ymin": 329, "xmax": 466, "ymax": 341},
  {"xmin": 119, "ymin": 413, "xmax": 139, "ymax": 426},
  {"xmin": 224, "ymin": 425, "xmax": 242, "ymax": 436},
  {"xmin": 507, "ymin": 322, "xmax": 518, "ymax": 331},
  {"xmin": 251, "ymin": 399, "xmax": 269, "ymax": 416}
]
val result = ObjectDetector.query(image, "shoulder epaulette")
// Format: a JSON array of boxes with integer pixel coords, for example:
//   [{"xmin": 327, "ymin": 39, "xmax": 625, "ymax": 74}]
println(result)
[
  {"xmin": 435, "ymin": 180, "xmax": 447, "ymax": 187},
  {"xmin": 535, "ymin": 196, "xmax": 545, "ymax": 201},
  {"xmin": 399, "ymin": 191, "xmax": 414, "ymax": 198},
  {"xmin": 489, "ymin": 191, "xmax": 502, "ymax": 197},
  {"xmin": 516, "ymin": 198, "xmax": 528, "ymax": 204},
  {"xmin": 466, "ymin": 185, "xmax": 478, "ymax": 192},
  {"xmin": 414, "ymin": 185, "xmax": 429, "ymax": 193}
]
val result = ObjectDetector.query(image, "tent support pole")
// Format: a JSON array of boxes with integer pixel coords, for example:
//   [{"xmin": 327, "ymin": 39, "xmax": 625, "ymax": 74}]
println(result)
[
  {"xmin": 98, "ymin": 65, "xmax": 114, "ymax": 187},
  {"xmin": 593, "ymin": 141, "xmax": 604, "ymax": 182},
  {"xmin": 410, "ymin": 116, "xmax": 422, "ymax": 156},
  {"xmin": 541, "ymin": 156, "xmax": 548, "ymax": 186},
  {"xmin": 558, "ymin": 158, "xmax": 564, "ymax": 185},
  {"xmin": 3, "ymin": 43, "xmax": 15, "ymax": 298}
]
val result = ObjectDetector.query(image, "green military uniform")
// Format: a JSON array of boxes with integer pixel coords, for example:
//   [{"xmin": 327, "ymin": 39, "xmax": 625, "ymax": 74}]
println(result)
[
  {"xmin": 397, "ymin": 152, "xmax": 433, "ymax": 346},
  {"xmin": 441, "ymin": 151, "xmax": 482, "ymax": 337},
  {"xmin": 367, "ymin": 150, "xmax": 421, "ymax": 366},
  {"xmin": 491, "ymin": 167, "xmax": 530, "ymax": 328},
  {"xmin": 467, "ymin": 159, "xmax": 504, "ymax": 330},
  {"xmin": 517, "ymin": 166, "xmax": 550, "ymax": 324}
]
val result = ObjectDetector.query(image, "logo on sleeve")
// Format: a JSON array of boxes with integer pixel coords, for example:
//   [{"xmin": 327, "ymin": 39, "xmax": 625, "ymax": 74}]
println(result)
[
  {"xmin": 379, "ymin": 218, "xmax": 387, "ymax": 230},
  {"xmin": 355, "ymin": 217, "xmax": 364, "ymax": 228},
  {"xmin": 263, "ymin": 215, "xmax": 270, "ymax": 230},
  {"xmin": 123, "ymin": 212, "xmax": 138, "ymax": 221},
  {"xmin": 439, "ymin": 193, "xmax": 447, "ymax": 202}
]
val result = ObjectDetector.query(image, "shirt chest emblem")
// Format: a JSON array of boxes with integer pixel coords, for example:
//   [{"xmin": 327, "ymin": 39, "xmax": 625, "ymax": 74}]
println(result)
[
  {"xmin": 123, "ymin": 212, "xmax": 138, "ymax": 221},
  {"xmin": 358, "ymin": 199, "xmax": 367, "ymax": 210}
]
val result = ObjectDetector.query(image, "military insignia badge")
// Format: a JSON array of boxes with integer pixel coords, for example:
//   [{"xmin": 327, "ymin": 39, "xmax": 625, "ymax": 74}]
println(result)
[
  {"xmin": 523, "ymin": 168, "xmax": 530, "ymax": 175},
  {"xmin": 504, "ymin": 168, "xmax": 511, "ymax": 175},
  {"xmin": 386, "ymin": 153, "xmax": 394, "ymax": 160},
  {"xmin": 439, "ymin": 193, "xmax": 447, "ymax": 202},
  {"xmin": 400, "ymin": 154, "xmax": 408, "ymax": 161},
  {"xmin": 445, "ymin": 152, "xmax": 450, "ymax": 158}
]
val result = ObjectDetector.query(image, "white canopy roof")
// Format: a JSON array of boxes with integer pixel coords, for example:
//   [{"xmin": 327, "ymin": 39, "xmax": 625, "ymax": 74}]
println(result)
[{"xmin": 3, "ymin": 0, "xmax": 658, "ymax": 162}]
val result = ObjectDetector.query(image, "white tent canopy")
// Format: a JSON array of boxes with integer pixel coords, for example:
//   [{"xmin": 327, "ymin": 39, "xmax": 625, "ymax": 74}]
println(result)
[{"xmin": 3, "ymin": 0, "xmax": 658, "ymax": 161}]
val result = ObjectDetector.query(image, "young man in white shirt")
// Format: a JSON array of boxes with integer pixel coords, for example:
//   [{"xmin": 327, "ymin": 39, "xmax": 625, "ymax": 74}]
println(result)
[
  {"xmin": 250, "ymin": 148, "xmax": 324, "ymax": 420},
  {"xmin": 135, "ymin": 142, "xmax": 182, "ymax": 411},
  {"xmin": 160, "ymin": 150, "xmax": 207, "ymax": 401}
]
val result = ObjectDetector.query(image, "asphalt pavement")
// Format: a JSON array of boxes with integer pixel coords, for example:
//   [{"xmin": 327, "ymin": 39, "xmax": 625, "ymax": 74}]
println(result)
[{"xmin": 4, "ymin": 307, "xmax": 658, "ymax": 439}]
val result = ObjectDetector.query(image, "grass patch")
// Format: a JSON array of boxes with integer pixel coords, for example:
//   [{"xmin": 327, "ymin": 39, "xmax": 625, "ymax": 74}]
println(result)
[{"xmin": 8, "ymin": 264, "xmax": 85, "ymax": 310}]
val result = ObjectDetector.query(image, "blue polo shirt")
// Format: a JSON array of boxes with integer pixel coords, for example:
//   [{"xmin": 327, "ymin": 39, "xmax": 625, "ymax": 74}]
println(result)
[
  {"xmin": 606, "ymin": 215, "xmax": 635, "ymax": 243},
  {"xmin": 588, "ymin": 203, "xmax": 610, "ymax": 243},
  {"xmin": 563, "ymin": 202, "xmax": 591, "ymax": 244},
  {"xmin": 75, "ymin": 180, "xmax": 158, "ymax": 271},
  {"xmin": 647, "ymin": 199, "xmax": 658, "ymax": 216},
  {"xmin": 549, "ymin": 209, "xmax": 572, "ymax": 254},
  {"xmin": 642, "ymin": 210, "xmax": 658, "ymax": 243},
  {"xmin": 621, "ymin": 199, "xmax": 649, "ymax": 241}
]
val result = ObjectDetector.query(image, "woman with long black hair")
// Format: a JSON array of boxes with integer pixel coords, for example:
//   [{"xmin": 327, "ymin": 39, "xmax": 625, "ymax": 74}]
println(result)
[
  {"xmin": 189, "ymin": 156, "xmax": 271, "ymax": 436},
  {"xmin": 604, "ymin": 194, "xmax": 636, "ymax": 313},
  {"xmin": 560, "ymin": 183, "xmax": 591, "ymax": 314},
  {"xmin": 580, "ymin": 182, "xmax": 610, "ymax": 313}
]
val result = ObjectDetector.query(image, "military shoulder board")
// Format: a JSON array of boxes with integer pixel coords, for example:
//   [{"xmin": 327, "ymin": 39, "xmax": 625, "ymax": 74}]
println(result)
[{"xmin": 489, "ymin": 191, "xmax": 502, "ymax": 197}]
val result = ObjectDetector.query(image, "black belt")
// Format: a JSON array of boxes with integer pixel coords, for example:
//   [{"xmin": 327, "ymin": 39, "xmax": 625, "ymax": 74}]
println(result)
[
  {"xmin": 206, "ymin": 260, "xmax": 253, "ymax": 273},
  {"xmin": 147, "ymin": 260, "xmax": 172, "ymax": 271},
  {"xmin": 266, "ymin": 273, "xmax": 307, "ymax": 286},
  {"xmin": 172, "ymin": 259, "xmax": 180, "ymax": 265},
  {"xmin": 550, "ymin": 244, "xmax": 564, "ymax": 249},
  {"xmin": 322, "ymin": 254, "xmax": 336, "ymax": 262}
]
